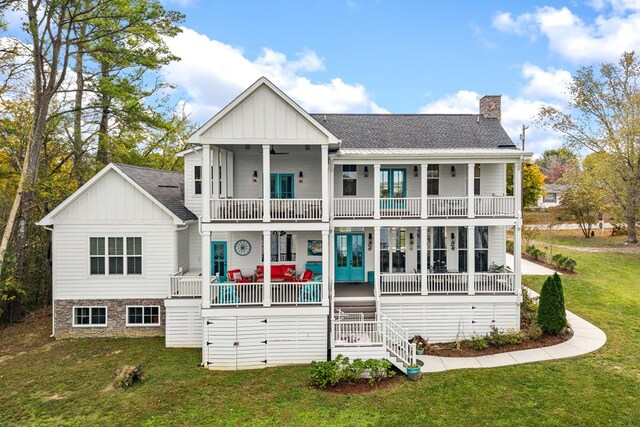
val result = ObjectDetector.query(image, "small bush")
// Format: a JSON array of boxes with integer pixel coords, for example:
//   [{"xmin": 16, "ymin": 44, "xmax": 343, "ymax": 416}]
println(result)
[
  {"xmin": 506, "ymin": 240, "xmax": 514, "ymax": 252},
  {"xmin": 113, "ymin": 364, "xmax": 144, "ymax": 389},
  {"xmin": 538, "ymin": 273, "xmax": 568, "ymax": 335},
  {"xmin": 562, "ymin": 258, "xmax": 577, "ymax": 272},
  {"xmin": 521, "ymin": 288, "xmax": 539, "ymax": 322},
  {"xmin": 486, "ymin": 326, "xmax": 526, "ymax": 348},
  {"xmin": 467, "ymin": 337, "xmax": 488, "ymax": 351},
  {"xmin": 527, "ymin": 319, "xmax": 543, "ymax": 340},
  {"xmin": 551, "ymin": 253, "xmax": 564, "ymax": 266},
  {"xmin": 310, "ymin": 355, "xmax": 395, "ymax": 389}
]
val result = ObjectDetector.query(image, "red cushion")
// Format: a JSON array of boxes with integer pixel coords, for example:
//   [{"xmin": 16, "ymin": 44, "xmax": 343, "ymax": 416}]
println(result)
[{"xmin": 302, "ymin": 269, "xmax": 313, "ymax": 280}]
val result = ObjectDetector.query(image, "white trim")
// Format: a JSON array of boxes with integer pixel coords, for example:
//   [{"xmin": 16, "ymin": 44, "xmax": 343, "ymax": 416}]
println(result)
[
  {"xmin": 189, "ymin": 77, "xmax": 340, "ymax": 145},
  {"xmin": 125, "ymin": 305, "xmax": 162, "ymax": 327},
  {"xmin": 37, "ymin": 164, "xmax": 186, "ymax": 226},
  {"xmin": 72, "ymin": 306, "xmax": 108, "ymax": 327}
]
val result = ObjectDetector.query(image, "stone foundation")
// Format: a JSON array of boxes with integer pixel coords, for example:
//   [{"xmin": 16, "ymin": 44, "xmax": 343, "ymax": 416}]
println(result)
[{"xmin": 54, "ymin": 299, "xmax": 166, "ymax": 339}]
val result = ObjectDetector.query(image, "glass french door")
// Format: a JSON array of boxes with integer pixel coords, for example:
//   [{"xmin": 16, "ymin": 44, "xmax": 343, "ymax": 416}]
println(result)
[
  {"xmin": 380, "ymin": 168, "xmax": 406, "ymax": 209},
  {"xmin": 211, "ymin": 242, "xmax": 227, "ymax": 278},
  {"xmin": 335, "ymin": 233, "xmax": 365, "ymax": 282},
  {"xmin": 270, "ymin": 174, "xmax": 294, "ymax": 199}
]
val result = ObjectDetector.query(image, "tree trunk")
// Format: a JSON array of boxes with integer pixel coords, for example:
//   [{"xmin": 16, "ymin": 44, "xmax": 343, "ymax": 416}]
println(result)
[
  {"xmin": 626, "ymin": 212, "xmax": 638, "ymax": 243},
  {"xmin": 96, "ymin": 60, "xmax": 111, "ymax": 167},
  {"xmin": 72, "ymin": 23, "xmax": 86, "ymax": 185}
]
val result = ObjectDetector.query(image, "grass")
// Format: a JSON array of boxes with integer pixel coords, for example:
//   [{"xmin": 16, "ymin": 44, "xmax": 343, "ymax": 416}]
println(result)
[
  {"xmin": 1, "ymin": 248, "xmax": 640, "ymax": 425},
  {"xmin": 532, "ymin": 228, "xmax": 636, "ymax": 248}
]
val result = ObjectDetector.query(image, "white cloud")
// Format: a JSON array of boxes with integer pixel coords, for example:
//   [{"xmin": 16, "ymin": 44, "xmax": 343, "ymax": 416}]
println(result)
[
  {"xmin": 520, "ymin": 63, "xmax": 571, "ymax": 102},
  {"xmin": 493, "ymin": 4, "xmax": 640, "ymax": 63},
  {"xmin": 161, "ymin": 28, "xmax": 387, "ymax": 124}
]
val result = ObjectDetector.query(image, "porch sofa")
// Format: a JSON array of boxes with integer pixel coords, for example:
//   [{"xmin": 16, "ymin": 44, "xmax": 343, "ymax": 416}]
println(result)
[{"xmin": 255, "ymin": 264, "xmax": 297, "ymax": 282}]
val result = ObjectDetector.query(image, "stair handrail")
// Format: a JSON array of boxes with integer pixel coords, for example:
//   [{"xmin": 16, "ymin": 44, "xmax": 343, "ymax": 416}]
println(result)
[{"xmin": 378, "ymin": 312, "xmax": 416, "ymax": 367}]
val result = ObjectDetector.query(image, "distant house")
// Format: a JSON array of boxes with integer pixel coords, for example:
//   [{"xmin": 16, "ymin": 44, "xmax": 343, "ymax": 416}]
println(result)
[
  {"xmin": 537, "ymin": 183, "xmax": 566, "ymax": 209},
  {"xmin": 38, "ymin": 77, "xmax": 530, "ymax": 372}
]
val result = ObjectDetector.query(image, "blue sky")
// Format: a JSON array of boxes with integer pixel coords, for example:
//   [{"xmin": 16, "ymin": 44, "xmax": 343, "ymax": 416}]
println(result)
[{"xmin": 5, "ymin": 0, "xmax": 640, "ymax": 155}]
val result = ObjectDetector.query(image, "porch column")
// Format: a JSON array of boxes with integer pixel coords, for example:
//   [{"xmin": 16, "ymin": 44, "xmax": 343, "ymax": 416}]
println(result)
[
  {"xmin": 202, "ymin": 145, "xmax": 211, "ymax": 222},
  {"xmin": 211, "ymin": 146, "xmax": 220, "ymax": 200},
  {"xmin": 421, "ymin": 164, "xmax": 429, "ymax": 219},
  {"xmin": 263, "ymin": 230, "xmax": 272, "ymax": 306},
  {"xmin": 514, "ymin": 160, "xmax": 522, "ymax": 218},
  {"xmin": 321, "ymin": 144, "xmax": 329, "ymax": 222},
  {"xmin": 329, "ymin": 228, "xmax": 335, "ymax": 301},
  {"xmin": 262, "ymin": 145, "xmax": 271, "ymax": 222},
  {"xmin": 421, "ymin": 226, "xmax": 428, "ymax": 295},
  {"xmin": 329, "ymin": 161, "xmax": 335, "ymax": 220},
  {"xmin": 201, "ymin": 230, "xmax": 211, "ymax": 309},
  {"xmin": 467, "ymin": 226, "xmax": 475, "ymax": 295},
  {"xmin": 513, "ymin": 223, "xmax": 522, "ymax": 296},
  {"xmin": 321, "ymin": 230, "xmax": 329, "ymax": 306},
  {"xmin": 467, "ymin": 163, "xmax": 475, "ymax": 218},
  {"xmin": 373, "ymin": 226, "xmax": 381, "ymax": 299},
  {"xmin": 373, "ymin": 164, "xmax": 381, "ymax": 219}
]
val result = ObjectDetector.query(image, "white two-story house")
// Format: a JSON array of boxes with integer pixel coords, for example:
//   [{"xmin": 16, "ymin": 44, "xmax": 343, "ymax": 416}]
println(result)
[{"xmin": 38, "ymin": 77, "xmax": 528, "ymax": 372}]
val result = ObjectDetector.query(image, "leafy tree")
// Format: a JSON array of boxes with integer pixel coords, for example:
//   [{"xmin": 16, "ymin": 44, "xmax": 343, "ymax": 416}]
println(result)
[
  {"xmin": 507, "ymin": 161, "xmax": 547, "ymax": 207},
  {"xmin": 535, "ymin": 147, "xmax": 578, "ymax": 183},
  {"xmin": 538, "ymin": 51, "xmax": 640, "ymax": 244},
  {"xmin": 560, "ymin": 154, "xmax": 607, "ymax": 238},
  {"xmin": 537, "ymin": 273, "xmax": 567, "ymax": 335}
]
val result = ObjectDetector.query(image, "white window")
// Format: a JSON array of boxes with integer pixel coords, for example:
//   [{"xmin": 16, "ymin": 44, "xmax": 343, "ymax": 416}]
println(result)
[
  {"xmin": 342, "ymin": 165, "xmax": 357, "ymax": 196},
  {"xmin": 73, "ymin": 306, "xmax": 107, "ymax": 327},
  {"xmin": 427, "ymin": 165, "xmax": 439, "ymax": 195},
  {"xmin": 194, "ymin": 166, "xmax": 202, "ymax": 195},
  {"xmin": 127, "ymin": 306, "xmax": 160, "ymax": 326},
  {"xmin": 543, "ymin": 193, "xmax": 557, "ymax": 203},
  {"xmin": 474, "ymin": 164, "xmax": 481, "ymax": 196},
  {"xmin": 90, "ymin": 237, "xmax": 142, "ymax": 275}
]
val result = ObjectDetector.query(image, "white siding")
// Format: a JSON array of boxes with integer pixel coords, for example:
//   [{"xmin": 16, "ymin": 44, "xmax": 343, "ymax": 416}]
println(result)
[
  {"xmin": 266, "ymin": 316, "xmax": 328, "ymax": 366},
  {"xmin": 52, "ymin": 171, "xmax": 177, "ymax": 300},
  {"xmin": 188, "ymin": 223, "xmax": 202, "ymax": 271},
  {"xmin": 489, "ymin": 225, "xmax": 507, "ymax": 266},
  {"xmin": 479, "ymin": 163, "xmax": 506, "ymax": 196},
  {"xmin": 165, "ymin": 299, "xmax": 202, "ymax": 347},
  {"xmin": 204, "ymin": 85, "xmax": 326, "ymax": 142},
  {"xmin": 184, "ymin": 151, "xmax": 202, "ymax": 217},
  {"xmin": 380, "ymin": 300, "xmax": 519, "ymax": 342},
  {"xmin": 177, "ymin": 227, "xmax": 190, "ymax": 272}
]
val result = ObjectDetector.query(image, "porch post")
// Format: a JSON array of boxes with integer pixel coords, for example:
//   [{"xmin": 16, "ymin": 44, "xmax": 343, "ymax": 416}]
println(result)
[
  {"xmin": 321, "ymin": 230, "xmax": 329, "ymax": 306},
  {"xmin": 329, "ymin": 228, "xmax": 335, "ymax": 300},
  {"xmin": 321, "ymin": 144, "xmax": 329, "ymax": 222},
  {"xmin": 421, "ymin": 226, "xmax": 428, "ymax": 295},
  {"xmin": 467, "ymin": 163, "xmax": 475, "ymax": 218},
  {"xmin": 263, "ymin": 230, "xmax": 272, "ymax": 306},
  {"xmin": 514, "ymin": 160, "xmax": 522, "ymax": 218},
  {"xmin": 374, "ymin": 164, "xmax": 381, "ymax": 219},
  {"xmin": 467, "ymin": 226, "xmax": 475, "ymax": 295},
  {"xmin": 374, "ymin": 226, "xmax": 381, "ymax": 299},
  {"xmin": 513, "ymin": 223, "xmax": 522, "ymax": 296},
  {"xmin": 262, "ymin": 145, "xmax": 271, "ymax": 222},
  {"xmin": 201, "ymin": 230, "xmax": 211, "ymax": 309},
  {"xmin": 421, "ymin": 164, "xmax": 429, "ymax": 219},
  {"xmin": 202, "ymin": 145, "xmax": 211, "ymax": 222},
  {"xmin": 329, "ymin": 160, "xmax": 335, "ymax": 220}
]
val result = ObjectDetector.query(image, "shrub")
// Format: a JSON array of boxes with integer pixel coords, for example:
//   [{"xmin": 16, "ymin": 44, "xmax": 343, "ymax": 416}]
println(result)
[
  {"xmin": 538, "ymin": 273, "xmax": 568, "ymax": 335},
  {"xmin": 0, "ymin": 276, "xmax": 27, "ymax": 321},
  {"xmin": 525, "ymin": 245, "xmax": 537, "ymax": 256},
  {"xmin": 310, "ymin": 359, "xmax": 340, "ymax": 389},
  {"xmin": 466, "ymin": 337, "xmax": 488, "ymax": 351},
  {"xmin": 521, "ymin": 287, "xmax": 539, "ymax": 322},
  {"xmin": 562, "ymin": 258, "xmax": 577, "ymax": 272},
  {"xmin": 506, "ymin": 240, "xmax": 514, "ymax": 252},
  {"xmin": 527, "ymin": 319, "xmax": 543, "ymax": 340},
  {"xmin": 486, "ymin": 326, "xmax": 526, "ymax": 348},
  {"xmin": 309, "ymin": 355, "xmax": 395, "ymax": 389},
  {"xmin": 551, "ymin": 253, "xmax": 564, "ymax": 266},
  {"xmin": 113, "ymin": 365, "xmax": 144, "ymax": 389}
]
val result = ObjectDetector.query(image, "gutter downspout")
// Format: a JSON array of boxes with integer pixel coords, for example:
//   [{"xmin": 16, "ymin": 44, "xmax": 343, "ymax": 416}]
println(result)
[{"xmin": 42, "ymin": 224, "xmax": 55, "ymax": 338}]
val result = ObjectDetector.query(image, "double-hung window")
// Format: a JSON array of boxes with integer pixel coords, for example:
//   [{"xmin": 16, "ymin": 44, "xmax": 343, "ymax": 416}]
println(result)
[
  {"xmin": 127, "ymin": 306, "xmax": 160, "ymax": 326},
  {"xmin": 475, "ymin": 226, "xmax": 489, "ymax": 272},
  {"xmin": 73, "ymin": 306, "xmax": 107, "ymax": 327},
  {"xmin": 194, "ymin": 166, "xmax": 202, "ymax": 195},
  {"xmin": 474, "ymin": 164, "xmax": 481, "ymax": 196},
  {"xmin": 90, "ymin": 237, "xmax": 142, "ymax": 275},
  {"xmin": 427, "ymin": 165, "xmax": 439, "ymax": 195},
  {"xmin": 458, "ymin": 226, "xmax": 468, "ymax": 272},
  {"xmin": 342, "ymin": 165, "xmax": 357, "ymax": 196}
]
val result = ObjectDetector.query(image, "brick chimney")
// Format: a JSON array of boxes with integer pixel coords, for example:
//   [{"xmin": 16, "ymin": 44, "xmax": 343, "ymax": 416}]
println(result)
[{"xmin": 479, "ymin": 95, "xmax": 501, "ymax": 121}]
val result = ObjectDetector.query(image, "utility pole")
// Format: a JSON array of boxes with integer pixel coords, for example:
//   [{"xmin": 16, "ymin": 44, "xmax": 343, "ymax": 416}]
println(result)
[{"xmin": 519, "ymin": 124, "xmax": 529, "ymax": 151}]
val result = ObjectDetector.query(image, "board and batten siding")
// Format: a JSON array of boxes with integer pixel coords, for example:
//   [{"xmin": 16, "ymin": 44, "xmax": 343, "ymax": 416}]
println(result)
[
  {"xmin": 380, "ymin": 300, "xmax": 519, "ymax": 342},
  {"xmin": 165, "ymin": 299, "xmax": 202, "ymax": 348},
  {"xmin": 202, "ymin": 84, "xmax": 327, "ymax": 142},
  {"xmin": 51, "ymin": 170, "xmax": 178, "ymax": 300}
]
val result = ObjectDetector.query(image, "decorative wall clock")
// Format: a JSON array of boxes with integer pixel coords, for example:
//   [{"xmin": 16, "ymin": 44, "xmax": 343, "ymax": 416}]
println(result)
[{"xmin": 234, "ymin": 239, "xmax": 251, "ymax": 256}]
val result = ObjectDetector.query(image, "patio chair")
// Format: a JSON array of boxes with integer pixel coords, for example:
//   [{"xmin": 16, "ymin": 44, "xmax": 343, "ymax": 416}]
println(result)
[
  {"xmin": 298, "ymin": 282, "xmax": 321, "ymax": 303},
  {"xmin": 218, "ymin": 284, "xmax": 240, "ymax": 304}
]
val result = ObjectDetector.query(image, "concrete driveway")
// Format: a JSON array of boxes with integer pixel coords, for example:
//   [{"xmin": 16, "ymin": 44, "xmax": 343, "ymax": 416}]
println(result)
[{"xmin": 505, "ymin": 253, "xmax": 557, "ymax": 275}]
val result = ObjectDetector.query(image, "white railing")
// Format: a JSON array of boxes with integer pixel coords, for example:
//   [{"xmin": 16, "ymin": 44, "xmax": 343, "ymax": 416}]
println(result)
[
  {"xmin": 270, "ymin": 199, "xmax": 322, "ymax": 220},
  {"xmin": 169, "ymin": 271, "xmax": 202, "ymax": 297},
  {"xmin": 335, "ymin": 309, "xmax": 364, "ymax": 322},
  {"xmin": 272, "ymin": 281, "xmax": 323, "ymax": 305},
  {"xmin": 475, "ymin": 273, "xmax": 516, "ymax": 294},
  {"xmin": 211, "ymin": 199, "xmax": 263, "ymax": 220},
  {"xmin": 210, "ymin": 282, "xmax": 263, "ymax": 306},
  {"xmin": 426, "ymin": 273, "xmax": 469, "ymax": 294},
  {"xmin": 380, "ymin": 197, "xmax": 421, "ymax": 218},
  {"xmin": 333, "ymin": 198, "xmax": 375, "ymax": 218},
  {"xmin": 333, "ymin": 320, "xmax": 383, "ymax": 346},
  {"xmin": 425, "ymin": 197, "xmax": 468, "ymax": 217},
  {"xmin": 474, "ymin": 196, "xmax": 516, "ymax": 217},
  {"xmin": 379, "ymin": 312, "xmax": 415, "ymax": 367},
  {"xmin": 380, "ymin": 273, "xmax": 421, "ymax": 294}
]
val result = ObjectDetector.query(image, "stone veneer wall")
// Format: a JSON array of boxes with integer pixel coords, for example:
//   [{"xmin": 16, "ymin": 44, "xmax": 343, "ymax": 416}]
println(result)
[{"xmin": 54, "ymin": 299, "xmax": 166, "ymax": 338}]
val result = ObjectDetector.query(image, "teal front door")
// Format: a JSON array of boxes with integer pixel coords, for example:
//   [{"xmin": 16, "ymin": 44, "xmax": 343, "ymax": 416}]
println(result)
[
  {"xmin": 335, "ymin": 234, "xmax": 365, "ymax": 282},
  {"xmin": 211, "ymin": 242, "xmax": 227, "ymax": 277}
]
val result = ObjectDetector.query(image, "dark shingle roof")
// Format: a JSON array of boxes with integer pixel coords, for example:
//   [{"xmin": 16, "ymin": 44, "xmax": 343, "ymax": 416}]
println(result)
[
  {"xmin": 114, "ymin": 163, "xmax": 197, "ymax": 222},
  {"xmin": 310, "ymin": 114, "xmax": 516, "ymax": 150}
]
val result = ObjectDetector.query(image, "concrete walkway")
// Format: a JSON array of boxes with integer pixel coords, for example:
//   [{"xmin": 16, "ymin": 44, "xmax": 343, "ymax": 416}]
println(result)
[
  {"xmin": 417, "ymin": 290, "xmax": 606, "ymax": 373},
  {"xmin": 506, "ymin": 253, "xmax": 557, "ymax": 275}
]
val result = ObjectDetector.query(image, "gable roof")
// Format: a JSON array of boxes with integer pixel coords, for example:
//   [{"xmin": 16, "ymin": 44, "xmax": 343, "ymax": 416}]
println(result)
[
  {"xmin": 189, "ymin": 76, "xmax": 339, "ymax": 144},
  {"xmin": 38, "ymin": 163, "xmax": 196, "ymax": 226},
  {"xmin": 310, "ymin": 114, "xmax": 517, "ymax": 150}
]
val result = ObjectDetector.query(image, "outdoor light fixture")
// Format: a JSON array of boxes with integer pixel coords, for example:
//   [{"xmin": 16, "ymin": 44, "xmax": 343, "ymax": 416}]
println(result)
[
  {"xmin": 299, "ymin": 171, "xmax": 304, "ymax": 183},
  {"xmin": 451, "ymin": 166, "xmax": 456, "ymax": 177},
  {"xmin": 451, "ymin": 232, "xmax": 456, "ymax": 250},
  {"xmin": 364, "ymin": 166, "xmax": 369, "ymax": 177},
  {"xmin": 252, "ymin": 171, "xmax": 258, "ymax": 182},
  {"xmin": 409, "ymin": 232, "xmax": 415, "ymax": 250},
  {"xmin": 414, "ymin": 165, "xmax": 418, "ymax": 177},
  {"xmin": 368, "ymin": 233, "xmax": 373, "ymax": 251}
]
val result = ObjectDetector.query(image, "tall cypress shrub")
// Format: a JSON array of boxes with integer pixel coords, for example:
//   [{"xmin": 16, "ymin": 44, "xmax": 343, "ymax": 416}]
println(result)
[{"xmin": 537, "ymin": 273, "xmax": 567, "ymax": 335}]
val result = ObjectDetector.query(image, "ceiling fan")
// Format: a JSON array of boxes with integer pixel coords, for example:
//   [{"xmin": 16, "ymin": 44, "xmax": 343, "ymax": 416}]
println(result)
[{"xmin": 270, "ymin": 145, "xmax": 290, "ymax": 155}]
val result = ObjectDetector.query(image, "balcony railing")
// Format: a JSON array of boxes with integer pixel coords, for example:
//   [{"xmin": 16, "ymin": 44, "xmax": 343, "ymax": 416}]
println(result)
[
  {"xmin": 475, "ymin": 273, "xmax": 516, "ymax": 293},
  {"xmin": 380, "ymin": 273, "xmax": 421, "ymax": 294},
  {"xmin": 169, "ymin": 271, "xmax": 201, "ymax": 297},
  {"xmin": 270, "ymin": 199, "xmax": 322, "ymax": 220},
  {"xmin": 333, "ymin": 198, "xmax": 375, "ymax": 218},
  {"xmin": 425, "ymin": 197, "xmax": 468, "ymax": 217},
  {"xmin": 210, "ymin": 281, "xmax": 324, "ymax": 306},
  {"xmin": 426, "ymin": 273, "xmax": 469, "ymax": 293},
  {"xmin": 474, "ymin": 196, "xmax": 516, "ymax": 217},
  {"xmin": 380, "ymin": 197, "xmax": 421, "ymax": 218},
  {"xmin": 211, "ymin": 199, "xmax": 263, "ymax": 221},
  {"xmin": 211, "ymin": 282, "xmax": 263, "ymax": 306},
  {"xmin": 379, "ymin": 272, "xmax": 516, "ymax": 295}
]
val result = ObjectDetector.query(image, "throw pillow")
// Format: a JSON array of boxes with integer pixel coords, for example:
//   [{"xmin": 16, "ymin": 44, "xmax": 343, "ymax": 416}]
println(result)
[{"xmin": 284, "ymin": 267, "xmax": 295, "ymax": 278}]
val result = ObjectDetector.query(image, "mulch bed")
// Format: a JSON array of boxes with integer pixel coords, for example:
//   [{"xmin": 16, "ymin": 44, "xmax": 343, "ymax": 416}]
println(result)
[
  {"xmin": 319, "ymin": 376, "xmax": 402, "ymax": 394},
  {"xmin": 508, "ymin": 249, "xmax": 577, "ymax": 275},
  {"xmin": 424, "ymin": 329, "xmax": 573, "ymax": 358}
]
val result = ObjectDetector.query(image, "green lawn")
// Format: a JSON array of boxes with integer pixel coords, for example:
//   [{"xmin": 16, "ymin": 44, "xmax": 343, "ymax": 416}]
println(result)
[
  {"xmin": 533, "ymin": 228, "xmax": 633, "ymax": 248},
  {"xmin": 1, "ymin": 249, "xmax": 639, "ymax": 426}
]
